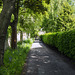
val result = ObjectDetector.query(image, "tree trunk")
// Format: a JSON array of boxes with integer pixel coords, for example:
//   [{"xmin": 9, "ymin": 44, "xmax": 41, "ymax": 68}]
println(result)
[
  {"xmin": 0, "ymin": 0, "xmax": 16, "ymax": 66},
  {"xmin": 11, "ymin": 0, "xmax": 20, "ymax": 49},
  {"xmin": 11, "ymin": 24, "xmax": 17, "ymax": 49},
  {"xmin": 20, "ymin": 31, "xmax": 23, "ymax": 43}
]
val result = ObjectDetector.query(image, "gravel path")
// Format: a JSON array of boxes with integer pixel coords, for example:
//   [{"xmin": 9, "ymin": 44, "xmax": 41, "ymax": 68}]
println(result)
[{"xmin": 21, "ymin": 40, "xmax": 75, "ymax": 75}]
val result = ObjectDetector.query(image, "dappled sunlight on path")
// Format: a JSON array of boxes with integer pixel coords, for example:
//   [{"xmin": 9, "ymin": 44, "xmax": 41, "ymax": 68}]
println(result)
[
  {"xmin": 21, "ymin": 40, "xmax": 75, "ymax": 75},
  {"xmin": 31, "ymin": 43, "xmax": 43, "ymax": 49}
]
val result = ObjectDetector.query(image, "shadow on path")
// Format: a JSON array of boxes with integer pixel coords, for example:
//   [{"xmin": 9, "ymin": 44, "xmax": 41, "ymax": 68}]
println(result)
[{"xmin": 21, "ymin": 40, "xmax": 75, "ymax": 75}]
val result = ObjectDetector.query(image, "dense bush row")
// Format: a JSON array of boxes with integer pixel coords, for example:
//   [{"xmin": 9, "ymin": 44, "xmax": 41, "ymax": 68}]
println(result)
[
  {"xmin": 41, "ymin": 30, "xmax": 75, "ymax": 60},
  {"xmin": 0, "ymin": 39, "xmax": 34, "ymax": 75}
]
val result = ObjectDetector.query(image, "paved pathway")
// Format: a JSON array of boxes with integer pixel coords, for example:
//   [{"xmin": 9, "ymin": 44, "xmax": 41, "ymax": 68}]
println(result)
[{"xmin": 21, "ymin": 40, "xmax": 75, "ymax": 75}]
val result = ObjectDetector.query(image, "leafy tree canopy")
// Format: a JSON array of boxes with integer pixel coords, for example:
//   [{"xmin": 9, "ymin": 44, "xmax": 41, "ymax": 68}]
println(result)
[
  {"xmin": 41, "ymin": 0, "xmax": 75, "ymax": 32},
  {"xmin": 24, "ymin": 0, "xmax": 50, "ymax": 13}
]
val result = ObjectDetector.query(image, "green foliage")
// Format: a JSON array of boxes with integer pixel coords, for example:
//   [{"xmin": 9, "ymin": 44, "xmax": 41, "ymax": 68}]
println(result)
[
  {"xmin": 42, "ymin": 0, "xmax": 75, "ymax": 32},
  {"xmin": 56, "ymin": 2, "xmax": 75, "ymax": 31},
  {"xmin": 24, "ymin": 0, "xmax": 50, "ymax": 13},
  {"xmin": 0, "ymin": 0, "xmax": 3, "ymax": 13},
  {"xmin": 41, "ymin": 30, "xmax": 75, "ymax": 60},
  {"xmin": 57, "ymin": 30, "xmax": 75, "ymax": 59},
  {"xmin": 0, "ymin": 39, "xmax": 33, "ymax": 75},
  {"xmin": 18, "ymin": 6, "xmax": 43, "ymax": 38},
  {"xmin": 10, "ymin": 14, "xmax": 14, "ymax": 23},
  {"xmin": 17, "ymin": 38, "xmax": 34, "ymax": 45},
  {"xmin": 7, "ymin": 26, "xmax": 12, "ymax": 37}
]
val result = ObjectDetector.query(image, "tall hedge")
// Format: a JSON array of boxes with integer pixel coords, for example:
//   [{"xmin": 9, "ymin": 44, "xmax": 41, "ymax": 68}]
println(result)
[{"xmin": 41, "ymin": 30, "xmax": 75, "ymax": 60}]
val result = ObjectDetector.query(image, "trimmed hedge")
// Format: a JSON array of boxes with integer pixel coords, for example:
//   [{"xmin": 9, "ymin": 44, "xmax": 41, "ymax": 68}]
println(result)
[{"xmin": 41, "ymin": 30, "xmax": 75, "ymax": 60}]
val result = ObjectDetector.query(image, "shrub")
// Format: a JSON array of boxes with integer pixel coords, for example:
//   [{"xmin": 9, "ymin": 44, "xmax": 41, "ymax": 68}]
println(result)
[
  {"xmin": 0, "ymin": 39, "xmax": 33, "ymax": 75},
  {"xmin": 41, "ymin": 30, "xmax": 75, "ymax": 60}
]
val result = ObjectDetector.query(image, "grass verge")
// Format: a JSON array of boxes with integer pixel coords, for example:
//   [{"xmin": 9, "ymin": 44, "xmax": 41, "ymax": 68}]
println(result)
[{"xmin": 0, "ymin": 39, "xmax": 34, "ymax": 75}]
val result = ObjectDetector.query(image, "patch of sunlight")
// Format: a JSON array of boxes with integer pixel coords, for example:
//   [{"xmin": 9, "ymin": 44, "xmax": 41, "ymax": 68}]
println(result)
[
  {"xmin": 31, "ymin": 56, "xmax": 37, "ymax": 58},
  {"xmin": 31, "ymin": 43, "xmax": 43, "ymax": 49},
  {"xmin": 27, "ymin": 70, "xmax": 31, "ymax": 73},
  {"xmin": 44, "ymin": 60, "xmax": 51, "ymax": 64}
]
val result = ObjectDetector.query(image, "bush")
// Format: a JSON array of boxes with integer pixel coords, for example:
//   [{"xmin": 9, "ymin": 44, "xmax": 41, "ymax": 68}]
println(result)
[
  {"xmin": 17, "ymin": 38, "xmax": 34, "ymax": 45},
  {"xmin": 0, "ymin": 39, "xmax": 33, "ymax": 75},
  {"xmin": 41, "ymin": 30, "xmax": 75, "ymax": 60}
]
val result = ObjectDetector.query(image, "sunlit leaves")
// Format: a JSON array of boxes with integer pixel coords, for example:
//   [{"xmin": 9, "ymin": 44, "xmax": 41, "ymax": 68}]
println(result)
[
  {"xmin": 0, "ymin": 39, "xmax": 32, "ymax": 75},
  {"xmin": 10, "ymin": 14, "xmax": 14, "ymax": 22},
  {"xmin": 42, "ymin": 0, "xmax": 75, "ymax": 32},
  {"xmin": 56, "ymin": 2, "xmax": 75, "ymax": 31},
  {"xmin": 0, "ymin": 0, "xmax": 3, "ymax": 13}
]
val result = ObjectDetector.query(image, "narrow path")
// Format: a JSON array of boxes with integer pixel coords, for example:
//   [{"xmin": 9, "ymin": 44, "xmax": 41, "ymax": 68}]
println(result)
[{"xmin": 21, "ymin": 40, "xmax": 75, "ymax": 75}]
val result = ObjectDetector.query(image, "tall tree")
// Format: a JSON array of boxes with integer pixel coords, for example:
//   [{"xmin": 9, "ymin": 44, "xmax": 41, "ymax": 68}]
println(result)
[
  {"xmin": 0, "ymin": 0, "xmax": 50, "ymax": 66},
  {"xmin": 0, "ymin": 0, "xmax": 16, "ymax": 66},
  {"xmin": 10, "ymin": 0, "xmax": 20, "ymax": 49}
]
